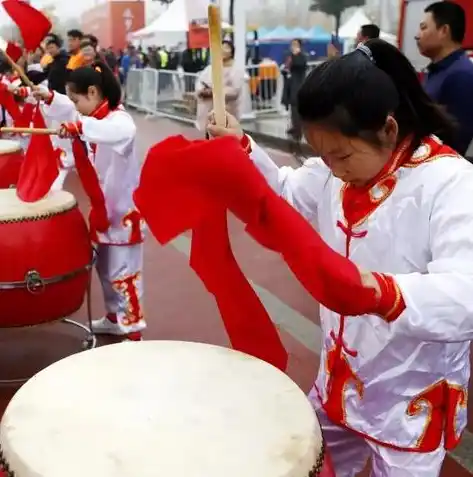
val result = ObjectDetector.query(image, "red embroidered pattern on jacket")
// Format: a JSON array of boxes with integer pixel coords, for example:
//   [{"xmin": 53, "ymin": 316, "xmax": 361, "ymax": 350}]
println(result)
[
  {"xmin": 323, "ymin": 136, "xmax": 459, "ymax": 430},
  {"xmin": 407, "ymin": 380, "xmax": 468, "ymax": 451}
]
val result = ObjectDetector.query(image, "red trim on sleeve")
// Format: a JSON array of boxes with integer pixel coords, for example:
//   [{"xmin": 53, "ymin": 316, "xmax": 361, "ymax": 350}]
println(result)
[
  {"xmin": 240, "ymin": 134, "xmax": 251, "ymax": 154},
  {"xmin": 372, "ymin": 273, "xmax": 406, "ymax": 322},
  {"xmin": 44, "ymin": 90, "xmax": 54, "ymax": 105}
]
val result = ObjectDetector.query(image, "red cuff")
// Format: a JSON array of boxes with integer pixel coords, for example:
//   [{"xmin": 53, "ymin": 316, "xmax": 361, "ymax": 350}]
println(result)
[
  {"xmin": 62, "ymin": 121, "xmax": 82, "ymax": 136},
  {"xmin": 45, "ymin": 90, "xmax": 54, "ymax": 105},
  {"xmin": 240, "ymin": 134, "xmax": 252, "ymax": 154},
  {"xmin": 15, "ymin": 86, "xmax": 29, "ymax": 98},
  {"xmin": 372, "ymin": 273, "xmax": 406, "ymax": 322}
]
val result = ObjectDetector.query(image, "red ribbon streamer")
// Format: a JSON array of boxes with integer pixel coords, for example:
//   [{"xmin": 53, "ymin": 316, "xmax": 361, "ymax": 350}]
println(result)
[
  {"xmin": 134, "ymin": 136, "xmax": 288, "ymax": 371},
  {"xmin": 71, "ymin": 138, "xmax": 110, "ymax": 237},
  {"xmin": 134, "ymin": 137, "xmax": 382, "ymax": 357}
]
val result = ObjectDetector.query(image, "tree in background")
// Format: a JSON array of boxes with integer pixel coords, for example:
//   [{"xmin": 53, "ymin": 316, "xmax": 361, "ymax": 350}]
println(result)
[{"xmin": 310, "ymin": 0, "xmax": 365, "ymax": 38}]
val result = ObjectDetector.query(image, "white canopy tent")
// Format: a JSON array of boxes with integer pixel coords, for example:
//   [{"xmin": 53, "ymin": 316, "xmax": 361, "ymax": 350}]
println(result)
[
  {"xmin": 129, "ymin": 0, "xmax": 230, "ymax": 47},
  {"xmin": 338, "ymin": 8, "xmax": 397, "ymax": 45}
]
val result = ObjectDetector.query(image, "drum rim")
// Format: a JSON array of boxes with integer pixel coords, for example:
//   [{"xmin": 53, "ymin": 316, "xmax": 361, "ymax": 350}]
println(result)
[
  {"xmin": 310, "ymin": 440, "xmax": 326, "ymax": 476},
  {"xmin": 0, "ymin": 341, "xmax": 327, "ymax": 476},
  {"xmin": 0, "ymin": 434, "xmax": 327, "ymax": 477},
  {"xmin": 0, "ymin": 190, "xmax": 78, "ymax": 223},
  {"xmin": 0, "ymin": 202, "xmax": 79, "ymax": 224},
  {"xmin": 0, "ymin": 432, "xmax": 326, "ymax": 477},
  {"xmin": 0, "ymin": 140, "xmax": 22, "ymax": 154}
]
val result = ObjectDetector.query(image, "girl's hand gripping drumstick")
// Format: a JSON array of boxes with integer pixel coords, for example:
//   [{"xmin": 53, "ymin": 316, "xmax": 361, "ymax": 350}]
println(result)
[
  {"xmin": 0, "ymin": 38, "xmax": 33, "ymax": 89},
  {"xmin": 208, "ymin": 4, "xmax": 226, "ymax": 127}
]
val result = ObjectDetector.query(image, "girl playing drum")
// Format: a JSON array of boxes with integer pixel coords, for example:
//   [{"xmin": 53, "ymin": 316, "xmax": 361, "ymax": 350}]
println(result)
[
  {"xmin": 33, "ymin": 61, "xmax": 146, "ymax": 342},
  {"xmin": 205, "ymin": 39, "xmax": 473, "ymax": 476}
]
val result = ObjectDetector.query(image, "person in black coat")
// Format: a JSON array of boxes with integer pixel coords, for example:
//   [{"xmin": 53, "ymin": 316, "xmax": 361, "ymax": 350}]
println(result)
[
  {"xmin": 44, "ymin": 34, "xmax": 69, "ymax": 94},
  {"xmin": 286, "ymin": 39, "xmax": 307, "ymax": 141}
]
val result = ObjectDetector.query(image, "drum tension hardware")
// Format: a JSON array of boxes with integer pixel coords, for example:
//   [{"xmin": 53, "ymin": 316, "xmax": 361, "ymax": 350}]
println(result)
[
  {"xmin": 0, "ymin": 422, "xmax": 327, "ymax": 477},
  {"xmin": 25, "ymin": 271, "xmax": 45, "ymax": 294},
  {"xmin": 0, "ymin": 426, "xmax": 325, "ymax": 476},
  {"xmin": 0, "ymin": 446, "xmax": 14, "ymax": 476},
  {"xmin": 0, "ymin": 249, "xmax": 98, "ymax": 386},
  {"xmin": 308, "ymin": 440, "xmax": 325, "ymax": 476}
]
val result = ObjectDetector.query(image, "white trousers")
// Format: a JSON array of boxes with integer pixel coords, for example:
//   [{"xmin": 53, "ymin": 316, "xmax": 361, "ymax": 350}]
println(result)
[
  {"xmin": 308, "ymin": 387, "xmax": 446, "ymax": 477},
  {"xmin": 95, "ymin": 243, "xmax": 146, "ymax": 334},
  {"xmin": 50, "ymin": 168, "xmax": 70, "ymax": 191}
]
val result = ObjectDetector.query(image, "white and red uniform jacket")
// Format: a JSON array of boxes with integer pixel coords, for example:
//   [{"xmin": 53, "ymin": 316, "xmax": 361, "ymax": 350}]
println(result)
[
  {"xmin": 248, "ymin": 134, "xmax": 473, "ymax": 453},
  {"xmin": 42, "ymin": 92, "xmax": 144, "ymax": 245}
]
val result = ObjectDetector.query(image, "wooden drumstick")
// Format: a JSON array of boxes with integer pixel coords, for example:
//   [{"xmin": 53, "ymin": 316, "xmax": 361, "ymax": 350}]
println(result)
[
  {"xmin": 208, "ymin": 4, "xmax": 226, "ymax": 127},
  {"xmin": 0, "ymin": 39, "xmax": 33, "ymax": 89},
  {"xmin": 0, "ymin": 127, "xmax": 58, "ymax": 135},
  {"xmin": 3, "ymin": 52, "xmax": 33, "ymax": 89}
]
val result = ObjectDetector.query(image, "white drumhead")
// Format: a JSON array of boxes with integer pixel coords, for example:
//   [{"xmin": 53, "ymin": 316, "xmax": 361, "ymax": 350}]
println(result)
[
  {"xmin": 0, "ymin": 341, "xmax": 323, "ymax": 477},
  {"xmin": 0, "ymin": 139, "xmax": 22, "ymax": 154},
  {"xmin": 0, "ymin": 189, "xmax": 77, "ymax": 221}
]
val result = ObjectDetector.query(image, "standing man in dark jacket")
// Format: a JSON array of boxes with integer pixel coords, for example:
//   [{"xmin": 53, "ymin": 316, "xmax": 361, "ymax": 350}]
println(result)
[
  {"xmin": 417, "ymin": 1, "xmax": 473, "ymax": 157},
  {"xmin": 44, "ymin": 35, "xmax": 69, "ymax": 94},
  {"xmin": 356, "ymin": 24, "xmax": 380, "ymax": 45},
  {"xmin": 286, "ymin": 39, "xmax": 307, "ymax": 141}
]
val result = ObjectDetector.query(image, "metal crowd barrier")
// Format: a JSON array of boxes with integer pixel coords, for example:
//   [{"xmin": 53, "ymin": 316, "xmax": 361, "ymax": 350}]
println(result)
[
  {"xmin": 125, "ymin": 68, "xmax": 273, "ymax": 124},
  {"xmin": 123, "ymin": 62, "xmax": 321, "ymax": 125}
]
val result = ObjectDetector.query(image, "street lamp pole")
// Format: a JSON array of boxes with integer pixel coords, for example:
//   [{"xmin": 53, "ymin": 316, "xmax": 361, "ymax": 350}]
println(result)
[{"xmin": 233, "ymin": 0, "xmax": 247, "ymax": 70}]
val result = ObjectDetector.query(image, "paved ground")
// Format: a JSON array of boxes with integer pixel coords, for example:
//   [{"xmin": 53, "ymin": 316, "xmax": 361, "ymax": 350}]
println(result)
[
  {"xmin": 245, "ymin": 112, "xmax": 290, "ymax": 138},
  {"xmin": 0, "ymin": 114, "xmax": 472, "ymax": 476}
]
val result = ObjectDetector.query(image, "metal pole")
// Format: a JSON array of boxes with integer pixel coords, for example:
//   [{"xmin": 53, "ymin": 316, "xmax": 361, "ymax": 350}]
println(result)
[{"xmin": 234, "ymin": 0, "xmax": 247, "ymax": 71}]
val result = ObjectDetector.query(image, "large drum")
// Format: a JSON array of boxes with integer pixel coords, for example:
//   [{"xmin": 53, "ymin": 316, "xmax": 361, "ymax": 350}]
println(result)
[
  {"xmin": 0, "ymin": 341, "xmax": 333, "ymax": 477},
  {"xmin": 0, "ymin": 189, "xmax": 93, "ymax": 327},
  {"xmin": 0, "ymin": 140, "xmax": 23, "ymax": 189}
]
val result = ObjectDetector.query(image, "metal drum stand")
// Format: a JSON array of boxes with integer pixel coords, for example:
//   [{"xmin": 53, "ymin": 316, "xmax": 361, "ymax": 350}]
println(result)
[{"xmin": 0, "ymin": 249, "xmax": 98, "ymax": 386}]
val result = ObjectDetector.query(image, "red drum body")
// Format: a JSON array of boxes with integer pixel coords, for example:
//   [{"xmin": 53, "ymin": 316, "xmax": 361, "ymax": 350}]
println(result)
[
  {"xmin": 0, "ymin": 140, "xmax": 23, "ymax": 189},
  {"xmin": 0, "ymin": 190, "xmax": 93, "ymax": 327}
]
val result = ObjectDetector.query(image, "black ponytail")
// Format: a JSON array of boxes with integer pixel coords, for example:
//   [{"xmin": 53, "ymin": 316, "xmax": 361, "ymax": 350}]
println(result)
[
  {"xmin": 297, "ymin": 39, "xmax": 455, "ymax": 151},
  {"xmin": 66, "ymin": 60, "xmax": 121, "ymax": 110},
  {"xmin": 365, "ymin": 39, "xmax": 455, "ymax": 147}
]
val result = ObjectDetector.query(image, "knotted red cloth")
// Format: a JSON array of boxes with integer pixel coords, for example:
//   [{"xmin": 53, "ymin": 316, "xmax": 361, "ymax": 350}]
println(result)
[
  {"xmin": 0, "ymin": 83, "xmax": 20, "ymax": 124},
  {"xmin": 14, "ymin": 102, "xmax": 35, "ymax": 128},
  {"xmin": 16, "ymin": 104, "xmax": 60, "ymax": 201},
  {"xmin": 68, "ymin": 100, "xmax": 112, "ymax": 236},
  {"xmin": 134, "ymin": 136, "xmax": 381, "ymax": 370},
  {"xmin": 71, "ymin": 138, "xmax": 110, "ymax": 236},
  {"xmin": 135, "ymin": 135, "xmax": 287, "ymax": 370}
]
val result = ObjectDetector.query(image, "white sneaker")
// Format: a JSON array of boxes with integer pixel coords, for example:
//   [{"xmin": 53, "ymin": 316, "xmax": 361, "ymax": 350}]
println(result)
[
  {"xmin": 91, "ymin": 316, "xmax": 124, "ymax": 336},
  {"xmin": 91, "ymin": 316, "xmax": 144, "ymax": 342}
]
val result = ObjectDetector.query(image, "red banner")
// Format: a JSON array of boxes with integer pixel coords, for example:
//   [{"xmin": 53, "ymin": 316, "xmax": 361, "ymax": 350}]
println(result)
[
  {"xmin": 188, "ymin": 22, "xmax": 209, "ymax": 49},
  {"xmin": 81, "ymin": 1, "xmax": 145, "ymax": 50}
]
